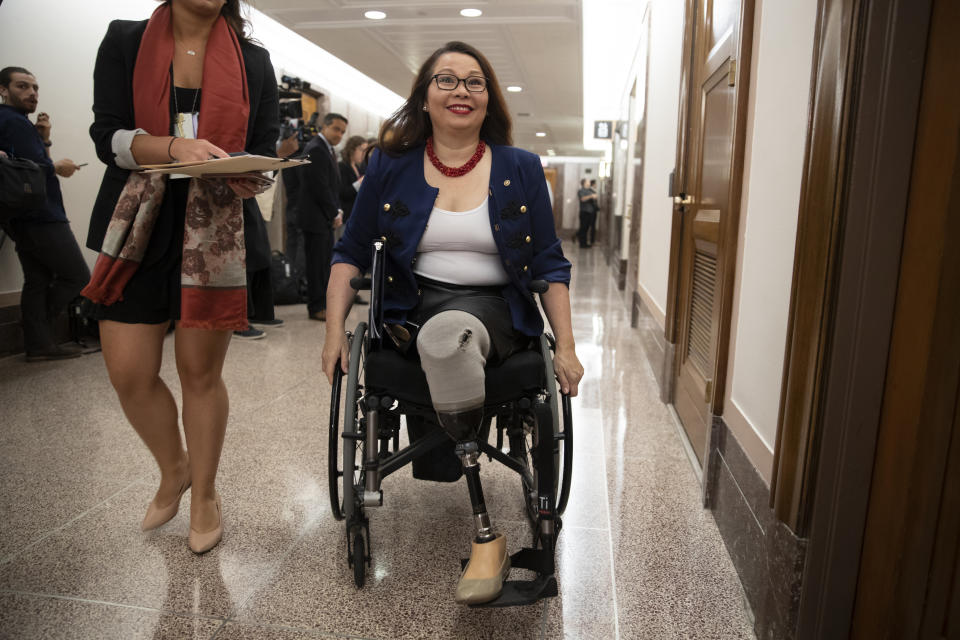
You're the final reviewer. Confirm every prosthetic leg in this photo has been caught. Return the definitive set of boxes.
[419,313,511,604]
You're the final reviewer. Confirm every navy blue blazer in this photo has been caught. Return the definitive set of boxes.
[332,143,571,337]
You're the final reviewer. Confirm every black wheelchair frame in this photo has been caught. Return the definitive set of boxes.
[327,239,574,607]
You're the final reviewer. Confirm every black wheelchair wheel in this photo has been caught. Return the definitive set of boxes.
[518,334,573,523]
[339,322,368,525]
[352,531,366,588]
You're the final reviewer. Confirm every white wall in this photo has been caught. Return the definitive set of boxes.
[723,0,818,476]
[0,0,158,295]
[0,0,398,297]
[636,0,685,322]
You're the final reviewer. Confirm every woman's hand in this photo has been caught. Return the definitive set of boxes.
[225,176,266,199]
[322,331,350,384]
[170,137,228,163]
[552,345,584,397]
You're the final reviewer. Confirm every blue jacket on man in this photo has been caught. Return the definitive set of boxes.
[0,104,67,224]
[332,143,571,336]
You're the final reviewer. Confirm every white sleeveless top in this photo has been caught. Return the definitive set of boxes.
[414,198,510,286]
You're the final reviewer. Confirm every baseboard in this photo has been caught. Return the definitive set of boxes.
[706,418,807,640]
[614,258,626,290]
[633,291,672,396]
[660,340,675,404]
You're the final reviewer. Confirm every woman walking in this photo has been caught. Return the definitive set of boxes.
[83,0,279,553]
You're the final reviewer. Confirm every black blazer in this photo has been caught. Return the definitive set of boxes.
[297,135,340,233]
[338,160,363,221]
[87,18,280,269]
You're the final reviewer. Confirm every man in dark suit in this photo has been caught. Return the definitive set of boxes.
[299,112,347,321]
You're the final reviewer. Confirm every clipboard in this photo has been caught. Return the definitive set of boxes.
[141,154,310,177]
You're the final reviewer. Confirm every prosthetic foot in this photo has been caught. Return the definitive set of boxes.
[456,533,510,604]
[454,440,510,604]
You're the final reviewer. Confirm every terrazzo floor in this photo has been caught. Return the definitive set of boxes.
[0,244,755,639]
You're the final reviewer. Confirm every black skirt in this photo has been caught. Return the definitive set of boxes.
[94,179,189,325]
[404,275,529,364]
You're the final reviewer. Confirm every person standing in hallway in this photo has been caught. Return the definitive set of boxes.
[234,131,301,339]
[299,112,347,321]
[588,178,599,246]
[0,67,90,362]
[338,134,369,305]
[338,135,367,225]
[82,0,279,554]
[577,178,597,248]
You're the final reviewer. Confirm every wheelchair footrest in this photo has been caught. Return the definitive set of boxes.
[461,546,558,608]
[468,574,558,608]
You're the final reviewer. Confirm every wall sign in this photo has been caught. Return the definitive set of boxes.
[594,120,613,139]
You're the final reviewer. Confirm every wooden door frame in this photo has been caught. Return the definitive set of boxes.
[664,0,755,441]
[627,11,652,319]
[763,0,937,635]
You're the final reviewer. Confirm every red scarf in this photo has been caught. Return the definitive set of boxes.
[82,3,251,330]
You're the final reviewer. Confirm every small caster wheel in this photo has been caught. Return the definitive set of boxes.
[353,531,366,588]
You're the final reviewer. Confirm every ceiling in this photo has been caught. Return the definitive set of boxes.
[253,0,595,156]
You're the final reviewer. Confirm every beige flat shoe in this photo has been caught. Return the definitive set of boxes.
[188,493,223,554]
[141,472,191,532]
[455,533,511,604]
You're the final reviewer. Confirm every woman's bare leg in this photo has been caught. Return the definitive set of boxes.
[174,326,232,533]
[100,320,189,506]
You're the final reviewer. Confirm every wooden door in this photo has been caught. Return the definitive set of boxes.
[672,0,749,464]
[850,0,960,634]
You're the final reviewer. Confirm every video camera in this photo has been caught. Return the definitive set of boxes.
[278,75,318,143]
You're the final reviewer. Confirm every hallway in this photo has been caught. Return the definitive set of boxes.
[0,244,754,639]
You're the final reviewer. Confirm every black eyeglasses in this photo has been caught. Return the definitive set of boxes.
[430,74,488,93]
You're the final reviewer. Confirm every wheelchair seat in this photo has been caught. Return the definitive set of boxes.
[365,348,547,407]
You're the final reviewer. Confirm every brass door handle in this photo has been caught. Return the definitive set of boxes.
[673,194,695,206]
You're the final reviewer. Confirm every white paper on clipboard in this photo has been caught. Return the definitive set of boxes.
[141,155,310,177]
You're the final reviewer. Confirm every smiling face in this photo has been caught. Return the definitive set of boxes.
[0,72,39,114]
[425,52,488,139]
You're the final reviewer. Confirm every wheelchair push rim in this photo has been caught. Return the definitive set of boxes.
[328,322,368,524]
[516,334,573,524]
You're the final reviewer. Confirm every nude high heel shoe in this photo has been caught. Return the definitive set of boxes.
[455,533,510,604]
[141,472,191,532]
[188,493,223,554]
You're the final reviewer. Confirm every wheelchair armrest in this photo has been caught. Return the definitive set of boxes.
[350,276,371,291]
[528,280,549,294]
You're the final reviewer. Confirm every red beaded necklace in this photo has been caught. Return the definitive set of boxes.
[426,137,486,177]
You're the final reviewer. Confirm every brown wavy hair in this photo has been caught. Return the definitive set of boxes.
[378,41,512,156]
[340,135,367,164]
[161,1,253,43]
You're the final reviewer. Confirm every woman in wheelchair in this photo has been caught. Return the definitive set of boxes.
[321,41,583,604]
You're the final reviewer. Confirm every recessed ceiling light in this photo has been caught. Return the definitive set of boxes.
[460,8,483,18]
[536,132,546,137]
[364,10,386,20]
[506,86,522,93]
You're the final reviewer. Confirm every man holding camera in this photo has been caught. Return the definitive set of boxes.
[0,66,89,361]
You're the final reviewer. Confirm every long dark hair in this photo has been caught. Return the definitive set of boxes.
[341,135,367,164]
[378,41,512,156]
[163,0,252,43]
[221,0,252,43]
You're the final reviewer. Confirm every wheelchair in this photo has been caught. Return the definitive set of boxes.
[327,238,574,607]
